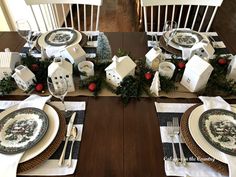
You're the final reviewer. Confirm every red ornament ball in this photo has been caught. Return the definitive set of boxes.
[35,83,44,92]
[144,72,152,80]
[31,64,39,72]
[177,61,185,69]
[88,82,96,92]
[218,58,227,65]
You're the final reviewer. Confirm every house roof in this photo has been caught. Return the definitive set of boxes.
[48,58,73,76]
[105,55,136,78]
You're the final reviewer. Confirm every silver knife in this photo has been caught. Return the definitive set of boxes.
[58,112,76,166]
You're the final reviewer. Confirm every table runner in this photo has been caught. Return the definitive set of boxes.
[155,102,228,177]
[0,100,86,176]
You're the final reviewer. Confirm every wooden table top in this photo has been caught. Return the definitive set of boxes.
[0,32,235,177]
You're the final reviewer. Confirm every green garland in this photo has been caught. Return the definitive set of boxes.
[0,76,17,95]
[199,55,236,96]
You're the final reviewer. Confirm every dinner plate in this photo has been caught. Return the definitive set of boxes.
[189,105,236,163]
[199,109,236,156]
[0,104,60,163]
[0,108,48,154]
[37,28,82,48]
[164,29,208,50]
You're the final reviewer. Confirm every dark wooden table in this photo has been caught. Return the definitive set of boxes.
[0,32,235,177]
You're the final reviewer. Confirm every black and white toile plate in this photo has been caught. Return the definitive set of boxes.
[171,30,203,48]
[199,109,236,156]
[44,28,78,46]
[0,107,49,154]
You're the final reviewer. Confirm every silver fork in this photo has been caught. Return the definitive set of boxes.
[167,121,179,166]
[173,117,187,166]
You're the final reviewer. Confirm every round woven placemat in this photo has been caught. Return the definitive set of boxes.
[17,104,66,173]
[159,36,182,56]
[180,104,228,176]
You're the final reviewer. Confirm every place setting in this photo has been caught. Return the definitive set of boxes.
[155,96,236,177]
[147,20,229,61]
[0,94,86,176]
[16,19,100,60]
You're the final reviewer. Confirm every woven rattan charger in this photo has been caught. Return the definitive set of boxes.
[17,104,66,173]
[180,104,228,176]
[159,36,182,56]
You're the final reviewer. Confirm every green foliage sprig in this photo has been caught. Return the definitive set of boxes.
[21,54,52,84]
[199,55,236,96]
[0,76,17,95]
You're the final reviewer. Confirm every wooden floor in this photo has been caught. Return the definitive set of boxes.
[98,0,236,53]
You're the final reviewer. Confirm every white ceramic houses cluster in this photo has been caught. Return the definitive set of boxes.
[105,55,136,87]
[12,65,36,91]
[48,57,75,92]
[190,39,215,61]
[227,55,236,81]
[145,47,165,71]
[0,50,21,80]
[181,55,213,92]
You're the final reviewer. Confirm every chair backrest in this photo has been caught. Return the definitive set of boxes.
[141,0,223,32]
[24,0,103,32]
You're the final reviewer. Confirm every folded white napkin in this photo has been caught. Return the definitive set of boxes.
[199,96,231,111]
[0,94,51,177]
[199,96,236,177]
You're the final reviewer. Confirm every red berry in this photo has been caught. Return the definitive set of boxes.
[218,58,227,65]
[31,64,39,72]
[88,82,96,92]
[177,61,185,69]
[35,83,44,92]
[144,72,152,80]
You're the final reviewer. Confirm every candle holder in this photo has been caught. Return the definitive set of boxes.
[78,61,94,80]
[159,61,176,79]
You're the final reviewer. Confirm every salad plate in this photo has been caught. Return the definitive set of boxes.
[189,105,236,163]
[0,104,60,163]
[44,28,77,46]
[199,109,236,156]
[0,108,48,154]
[163,29,208,50]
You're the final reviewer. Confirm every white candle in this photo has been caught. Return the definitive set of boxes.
[78,61,94,80]
[159,61,176,79]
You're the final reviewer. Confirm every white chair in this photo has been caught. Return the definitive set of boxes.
[140,0,224,32]
[24,0,103,32]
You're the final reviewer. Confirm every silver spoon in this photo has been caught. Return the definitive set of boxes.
[67,126,78,167]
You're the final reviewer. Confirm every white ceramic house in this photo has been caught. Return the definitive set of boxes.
[227,55,236,81]
[180,55,214,92]
[59,43,86,65]
[48,57,75,92]
[0,52,21,80]
[105,55,136,87]
[145,47,165,71]
[12,65,36,91]
[190,39,215,60]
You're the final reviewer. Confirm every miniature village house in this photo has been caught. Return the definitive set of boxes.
[59,43,86,65]
[0,51,20,80]
[145,47,165,71]
[12,65,36,91]
[227,55,236,81]
[48,57,75,92]
[190,39,215,60]
[105,55,136,87]
[181,55,213,92]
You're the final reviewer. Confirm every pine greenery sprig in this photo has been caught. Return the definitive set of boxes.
[0,76,17,95]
